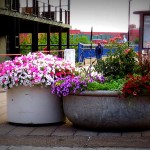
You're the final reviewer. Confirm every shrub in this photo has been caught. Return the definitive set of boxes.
[94,41,138,79]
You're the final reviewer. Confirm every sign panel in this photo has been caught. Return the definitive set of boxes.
[64,49,75,67]
[143,15,150,48]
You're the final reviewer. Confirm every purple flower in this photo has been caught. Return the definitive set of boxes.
[51,73,106,97]
[51,75,87,97]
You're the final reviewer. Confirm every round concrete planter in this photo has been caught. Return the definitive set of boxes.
[63,91,150,130]
[7,86,65,124]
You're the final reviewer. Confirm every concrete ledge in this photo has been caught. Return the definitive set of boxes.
[63,92,150,130]
[0,88,6,93]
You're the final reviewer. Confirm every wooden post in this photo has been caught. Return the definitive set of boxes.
[32,22,38,52]
[58,28,62,57]
[68,0,70,24]
[55,7,57,21]
[9,18,20,59]
[48,4,51,19]
[65,10,67,24]
[36,0,39,17]
[60,8,62,23]
[47,25,51,51]
[33,0,38,16]
[59,0,62,22]
[67,28,70,49]
[139,14,144,54]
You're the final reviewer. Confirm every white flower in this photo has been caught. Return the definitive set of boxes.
[0,52,75,89]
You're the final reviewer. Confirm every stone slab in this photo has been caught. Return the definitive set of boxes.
[29,126,59,136]
[52,124,76,136]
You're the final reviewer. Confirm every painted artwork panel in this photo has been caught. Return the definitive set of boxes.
[143,15,150,48]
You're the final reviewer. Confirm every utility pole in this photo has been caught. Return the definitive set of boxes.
[68,0,70,24]
[128,0,132,45]
[90,27,93,66]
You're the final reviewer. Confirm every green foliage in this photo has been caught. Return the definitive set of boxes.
[94,41,138,79]
[49,33,90,50]
[70,35,90,61]
[75,62,84,67]
[87,82,102,91]
[70,35,90,44]
[21,48,31,55]
[87,78,125,91]
[133,38,139,44]
[133,53,150,76]
[38,33,47,45]
[50,33,59,50]
[19,33,90,59]
[20,33,32,55]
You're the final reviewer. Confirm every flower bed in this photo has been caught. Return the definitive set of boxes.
[51,41,150,130]
[0,52,75,89]
[0,52,75,124]
[52,41,150,99]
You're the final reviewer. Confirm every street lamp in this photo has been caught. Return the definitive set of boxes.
[90,27,93,66]
[128,0,132,45]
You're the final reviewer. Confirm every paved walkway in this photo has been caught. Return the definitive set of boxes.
[1,90,150,150]
[1,146,150,150]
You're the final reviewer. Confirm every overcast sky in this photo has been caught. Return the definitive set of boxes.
[70,0,150,32]
[20,0,150,32]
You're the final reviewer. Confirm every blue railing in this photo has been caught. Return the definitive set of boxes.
[78,43,139,62]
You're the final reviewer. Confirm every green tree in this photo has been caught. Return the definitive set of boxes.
[20,33,32,55]
[20,33,91,58]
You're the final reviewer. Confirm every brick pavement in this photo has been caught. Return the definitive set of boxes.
[1,146,150,150]
[1,91,150,149]
[0,90,7,124]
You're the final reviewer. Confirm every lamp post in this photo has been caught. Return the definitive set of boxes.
[128,0,132,45]
[90,27,93,66]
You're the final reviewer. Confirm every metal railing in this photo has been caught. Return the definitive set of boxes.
[3,0,70,24]
[0,53,22,63]
[19,44,78,56]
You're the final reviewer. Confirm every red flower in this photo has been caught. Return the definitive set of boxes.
[124,49,131,54]
[122,75,150,98]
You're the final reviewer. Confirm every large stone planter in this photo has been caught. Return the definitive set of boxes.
[7,86,65,124]
[63,91,150,130]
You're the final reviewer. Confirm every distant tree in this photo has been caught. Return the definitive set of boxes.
[20,33,90,56]
[19,33,32,55]
[133,38,139,44]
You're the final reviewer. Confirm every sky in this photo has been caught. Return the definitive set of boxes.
[20,0,150,32]
[70,0,150,32]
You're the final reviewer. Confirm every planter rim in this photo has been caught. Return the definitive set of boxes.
[69,90,150,97]
[70,90,121,97]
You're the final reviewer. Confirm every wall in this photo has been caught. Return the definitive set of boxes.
[0,36,7,62]
[0,0,5,8]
